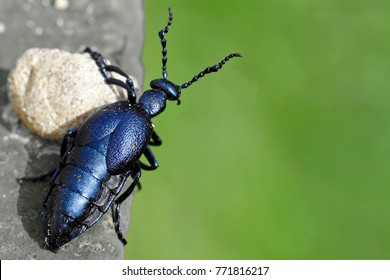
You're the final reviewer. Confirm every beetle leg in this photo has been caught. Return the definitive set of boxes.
[84,47,110,77]
[105,78,136,104]
[19,167,58,183]
[149,130,162,146]
[84,47,136,104]
[112,167,141,245]
[19,130,77,183]
[60,129,77,157]
[104,65,136,103]
[136,181,142,191]
[139,146,159,170]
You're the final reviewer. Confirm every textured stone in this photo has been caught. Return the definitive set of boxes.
[0,0,144,260]
[0,0,144,80]
[8,48,139,141]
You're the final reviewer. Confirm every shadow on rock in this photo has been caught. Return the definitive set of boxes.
[0,66,61,251]
[0,68,12,130]
[16,141,61,250]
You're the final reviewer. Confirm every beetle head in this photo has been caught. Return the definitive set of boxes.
[150,79,181,102]
[139,79,181,118]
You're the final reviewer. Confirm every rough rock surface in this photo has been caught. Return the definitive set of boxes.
[8,48,139,140]
[0,0,144,260]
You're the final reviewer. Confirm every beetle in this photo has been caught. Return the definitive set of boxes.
[21,8,241,252]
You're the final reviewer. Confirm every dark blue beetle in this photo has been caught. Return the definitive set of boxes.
[22,8,241,252]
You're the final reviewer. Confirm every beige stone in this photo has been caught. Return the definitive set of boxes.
[8,48,138,141]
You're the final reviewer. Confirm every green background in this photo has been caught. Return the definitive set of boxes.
[126,0,390,259]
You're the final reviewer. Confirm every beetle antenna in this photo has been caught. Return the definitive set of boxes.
[159,7,173,79]
[180,53,242,89]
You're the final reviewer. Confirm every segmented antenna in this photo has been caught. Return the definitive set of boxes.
[180,53,242,89]
[159,8,173,79]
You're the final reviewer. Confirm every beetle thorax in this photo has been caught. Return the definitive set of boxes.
[139,89,166,117]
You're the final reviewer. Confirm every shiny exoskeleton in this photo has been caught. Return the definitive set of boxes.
[21,8,241,252]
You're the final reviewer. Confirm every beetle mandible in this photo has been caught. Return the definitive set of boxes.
[21,8,241,252]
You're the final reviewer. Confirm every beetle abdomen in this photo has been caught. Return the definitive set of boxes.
[42,137,124,251]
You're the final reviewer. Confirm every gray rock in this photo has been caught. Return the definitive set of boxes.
[0,0,144,259]
[0,0,144,81]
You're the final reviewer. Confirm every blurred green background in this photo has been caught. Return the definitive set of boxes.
[126,0,390,259]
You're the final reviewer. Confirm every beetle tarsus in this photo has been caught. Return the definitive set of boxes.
[148,130,162,146]
[112,169,141,244]
[84,47,137,103]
